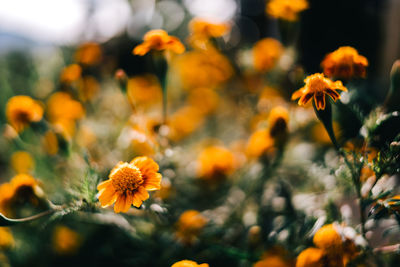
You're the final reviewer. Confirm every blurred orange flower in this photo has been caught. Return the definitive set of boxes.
[171,260,209,267]
[246,129,274,158]
[291,73,347,110]
[53,225,82,255]
[11,151,34,174]
[266,0,309,21]
[42,130,59,155]
[188,18,230,49]
[6,95,44,133]
[97,156,162,213]
[168,106,204,141]
[173,50,233,89]
[296,247,324,267]
[0,228,14,249]
[127,74,162,109]
[197,146,235,179]
[321,46,368,79]
[268,106,289,139]
[133,29,185,56]
[175,210,207,245]
[75,42,102,66]
[187,88,219,115]
[253,38,283,72]
[60,64,82,84]
[78,76,100,102]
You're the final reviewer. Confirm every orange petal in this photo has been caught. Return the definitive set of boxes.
[114,194,128,213]
[98,186,117,207]
[137,186,150,201]
[143,173,162,191]
[325,89,340,101]
[298,92,314,106]
[97,179,112,191]
[291,87,305,100]
[132,194,143,208]
[314,94,326,110]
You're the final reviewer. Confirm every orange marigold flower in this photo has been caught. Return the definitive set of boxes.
[296,247,324,267]
[168,106,205,141]
[74,42,102,66]
[133,29,185,56]
[6,95,44,133]
[291,73,347,110]
[313,224,343,254]
[53,225,82,255]
[189,18,230,38]
[246,129,274,158]
[321,46,368,79]
[78,76,100,102]
[253,38,283,72]
[187,88,219,115]
[0,227,14,249]
[11,151,34,174]
[171,260,209,267]
[127,74,162,109]
[254,255,292,267]
[266,0,309,21]
[97,156,162,213]
[176,210,208,245]
[60,64,82,84]
[197,146,235,179]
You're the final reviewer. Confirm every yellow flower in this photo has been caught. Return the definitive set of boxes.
[188,18,230,49]
[11,151,34,174]
[171,260,209,267]
[97,156,162,213]
[74,42,102,66]
[175,210,208,245]
[197,146,235,179]
[321,46,368,79]
[47,92,85,139]
[60,64,82,84]
[173,50,233,90]
[266,0,309,21]
[53,225,81,255]
[254,255,292,267]
[313,224,343,254]
[253,38,283,72]
[296,247,324,267]
[127,74,162,109]
[291,73,347,110]
[133,29,185,56]
[268,106,289,139]
[246,129,274,158]
[0,174,43,218]
[187,88,219,115]
[0,228,14,249]
[78,76,100,102]
[42,130,59,155]
[6,95,44,133]
[168,106,205,141]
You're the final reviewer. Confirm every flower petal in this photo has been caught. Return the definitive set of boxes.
[98,186,117,207]
[314,94,326,110]
[97,179,112,191]
[298,92,314,106]
[143,173,162,191]
[114,194,128,213]
[137,186,150,201]
[325,89,340,101]
[291,87,305,100]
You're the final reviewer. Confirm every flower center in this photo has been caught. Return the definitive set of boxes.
[308,78,328,92]
[111,165,144,193]
[15,110,31,123]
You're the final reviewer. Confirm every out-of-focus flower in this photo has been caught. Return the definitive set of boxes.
[254,248,293,267]
[97,156,162,213]
[175,210,208,245]
[0,174,43,218]
[168,106,204,141]
[296,247,324,267]
[257,87,285,112]
[171,260,209,267]
[291,73,347,110]
[6,95,44,133]
[296,223,360,267]
[246,129,274,159]
[11,151,34,174]
[154,178,172,200]
[187,88,219,115]
[268,106,289,139]
[53,225,82,255]
[266,0,309,21]
[0,228,14,249]
[76,125,97,149]
[74,42,102,66]
[133,29,185,56]
[321,46,368,79]
[60,64,82,84]
[173,50,233,90]
[42,130,59,155]
[253,38,283,72]
[197,146,235,180]
[47,92,85,140]
[127,74,162,109]
[188,18,230,49]
[78,76,100,102]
